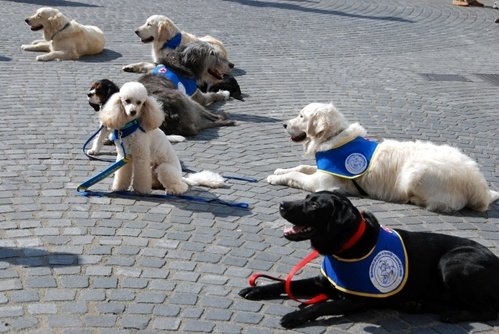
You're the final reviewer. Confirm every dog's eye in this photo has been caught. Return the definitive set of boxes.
[137,101,142,105]
[125,99,131,104]
[299,115,304,118]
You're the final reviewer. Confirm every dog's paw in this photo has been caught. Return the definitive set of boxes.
[217,90,230,100]
[122,65,137,73]
[280,310,308,329]
[166,135,186,143]
[21,44,30,50]
[273,168,289,175]
[86,149,98,156]
[238,287,265,300]
[267,175,283,185]
[166,182,189,195]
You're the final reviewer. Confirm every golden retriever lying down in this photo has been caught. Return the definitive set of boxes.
[268,102,499,212]
[22,7,105,61]
[123,15,232,78]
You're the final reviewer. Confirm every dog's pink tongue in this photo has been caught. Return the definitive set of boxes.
[283,225,304,235]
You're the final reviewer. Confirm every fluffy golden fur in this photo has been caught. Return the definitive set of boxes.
[267,102,499,212]
[21,7,104,61]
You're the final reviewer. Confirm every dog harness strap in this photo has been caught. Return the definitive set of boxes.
[285,250,329,305]
[337,217,367,254]
[152,64,197,96]
[161,32,182,49]
[321,226,408,298]
[110,119,145,141]
[316,137,379,179]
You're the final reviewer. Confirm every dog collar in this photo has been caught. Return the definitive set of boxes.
[51,21,71,40]
[316,137,379,179]
[110,119,145,141]
[322,226,408,298]
[161,32,182,49]
[337,217,367,254]
[152,64,197,96]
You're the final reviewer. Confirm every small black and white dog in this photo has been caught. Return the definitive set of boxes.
[239,191,499,328]
[86,79,119,155]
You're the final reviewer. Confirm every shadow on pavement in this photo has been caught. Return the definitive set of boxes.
[223,0,414,23]
[0,247,80,267]
[5,0,100,6]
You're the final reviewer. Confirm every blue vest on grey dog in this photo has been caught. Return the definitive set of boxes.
[152,64,197,96]
[315,137,379,179]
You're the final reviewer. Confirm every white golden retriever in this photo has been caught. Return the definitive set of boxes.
[123,15,232,76]
[100,82,224,194]
[268,103,499,212]
[22,7,105,61]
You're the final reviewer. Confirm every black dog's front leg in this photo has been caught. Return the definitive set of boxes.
[280,299,369,329]
[239,277,325,301]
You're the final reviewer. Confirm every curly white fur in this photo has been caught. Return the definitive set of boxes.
[99,82,224,194]
[268,102,499,212]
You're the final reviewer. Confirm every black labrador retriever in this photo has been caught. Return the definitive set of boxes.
[239,191,499,328]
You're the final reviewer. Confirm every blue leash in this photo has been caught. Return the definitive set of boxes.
[82,127,258,183]
[77,190,250,209]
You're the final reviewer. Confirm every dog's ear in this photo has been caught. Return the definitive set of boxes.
[139,96,165,131]
[158,19,176,43]
[99,93,128,130]
[329,191,361,225]
[47,12,66,34]
[307,110,331,139]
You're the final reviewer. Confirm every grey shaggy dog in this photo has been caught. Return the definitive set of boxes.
[136,41,232,107]
[138,74,235,136]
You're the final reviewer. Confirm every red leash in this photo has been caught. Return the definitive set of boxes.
[248,250,328,305]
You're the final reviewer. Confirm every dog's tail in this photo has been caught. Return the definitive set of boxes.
[183,170,226,188]
[490,190,499,204]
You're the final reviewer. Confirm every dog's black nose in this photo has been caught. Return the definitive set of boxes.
[134,30,140,36]
[229,62,234,69]
[283,123,287,129]
[87,92,93,97]
[25,18,30,23]
[130,110,136,116]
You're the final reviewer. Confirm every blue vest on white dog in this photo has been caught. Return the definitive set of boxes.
[152,64,197,96]
[315,137,379,179]
[321,226,408,298]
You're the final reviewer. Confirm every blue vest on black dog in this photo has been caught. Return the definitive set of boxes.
[316,137,379,179]
[152,64,197,96]
[321,226,408,298]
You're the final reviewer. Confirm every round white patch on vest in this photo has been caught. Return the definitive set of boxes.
[369,250,404,293]
[177,82,187,95]
[345,153,368,175]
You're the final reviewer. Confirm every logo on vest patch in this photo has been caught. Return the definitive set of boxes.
[369,250,404,293]
[345,153,368,175]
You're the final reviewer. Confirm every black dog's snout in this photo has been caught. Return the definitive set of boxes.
[283,123,287,129]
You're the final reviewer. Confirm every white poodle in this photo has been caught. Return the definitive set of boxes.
[22,7,105,61]
[99,82,224,194]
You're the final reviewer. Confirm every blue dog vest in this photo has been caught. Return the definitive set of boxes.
[316,137,379,179]
[321,226,408,298]
[152,64,197,96]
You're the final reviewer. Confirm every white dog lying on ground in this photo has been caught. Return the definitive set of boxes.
[99,82,225,194]
[22,7,105,61]
[267,102,499,212]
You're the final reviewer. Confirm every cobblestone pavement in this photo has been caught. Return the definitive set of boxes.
[0,0,498,333]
